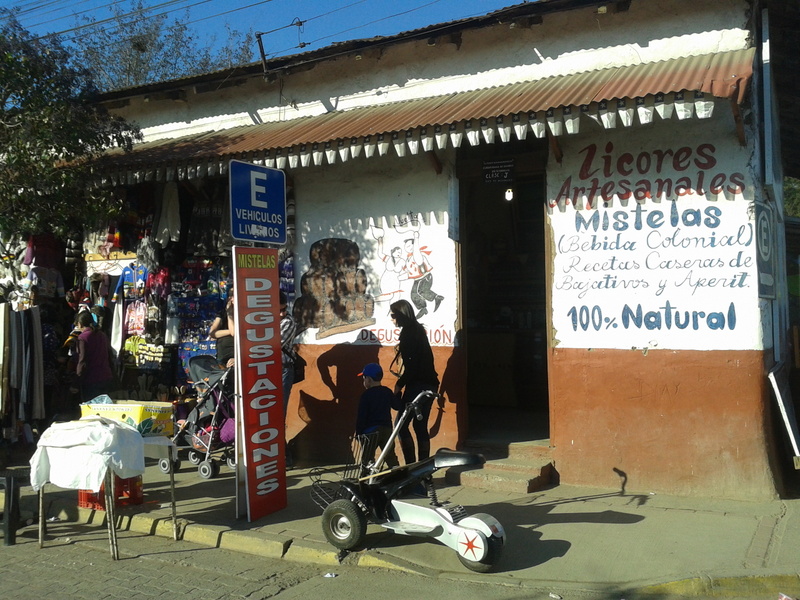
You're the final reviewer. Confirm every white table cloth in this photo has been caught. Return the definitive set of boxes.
[30,417,145,493]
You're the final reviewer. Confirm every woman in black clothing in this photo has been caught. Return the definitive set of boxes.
[209,292,235,368]
[389,299,439,464]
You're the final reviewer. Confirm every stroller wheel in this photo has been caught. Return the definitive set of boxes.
[188,450,202,465]
[158,458,181,474]
[226,454,236,470]
[198,459,219,479]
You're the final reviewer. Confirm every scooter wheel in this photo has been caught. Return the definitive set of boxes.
[198,459,219,480]
[457,533,503,573]
[321,499,367,550]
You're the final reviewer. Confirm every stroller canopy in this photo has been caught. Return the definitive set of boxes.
[188,355,228,388]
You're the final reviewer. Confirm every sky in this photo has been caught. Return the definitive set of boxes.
[0,0,524,62]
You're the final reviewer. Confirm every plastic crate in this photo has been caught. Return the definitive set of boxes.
[77,475,144,510]
[80,401,174,437]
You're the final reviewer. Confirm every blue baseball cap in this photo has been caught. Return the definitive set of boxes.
[358,363,383,380]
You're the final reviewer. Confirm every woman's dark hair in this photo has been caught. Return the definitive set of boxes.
[77,311,95,329]
[389,299,418,330]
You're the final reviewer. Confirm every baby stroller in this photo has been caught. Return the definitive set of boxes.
[159,354,236,479]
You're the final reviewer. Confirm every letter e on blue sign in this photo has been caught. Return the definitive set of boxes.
[229,160,287,244]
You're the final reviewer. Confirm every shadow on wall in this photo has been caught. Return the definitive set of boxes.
[290,341,380,464]
[288,329,464,463]
[437,329,465,441]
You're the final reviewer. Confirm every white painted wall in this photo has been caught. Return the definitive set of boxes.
[548,115,762,351]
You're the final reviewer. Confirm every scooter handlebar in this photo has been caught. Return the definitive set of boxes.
[411,390,440,420]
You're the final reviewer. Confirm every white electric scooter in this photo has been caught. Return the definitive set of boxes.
[312,390,506,572]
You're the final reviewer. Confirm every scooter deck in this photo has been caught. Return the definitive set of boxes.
[381,521,439,535]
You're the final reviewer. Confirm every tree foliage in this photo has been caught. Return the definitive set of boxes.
[0,11,141,239]
[71,0,254,92]
[785,177,800,218]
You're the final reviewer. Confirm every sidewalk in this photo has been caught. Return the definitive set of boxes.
[9,458,800,599]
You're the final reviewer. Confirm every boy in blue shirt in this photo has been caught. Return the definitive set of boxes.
[355,363,399,469]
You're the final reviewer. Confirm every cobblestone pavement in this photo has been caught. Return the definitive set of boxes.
[2,524,320,600]
[2,522,555,600]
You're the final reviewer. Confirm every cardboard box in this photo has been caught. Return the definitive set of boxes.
[81,401,174,437]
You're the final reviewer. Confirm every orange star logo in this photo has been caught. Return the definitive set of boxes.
[460,533,482,559]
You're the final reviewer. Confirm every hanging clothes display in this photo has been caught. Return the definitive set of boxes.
[23,232,62,270]
[154,181,181,248]
[26,266,65,299]
[112,262,149,303]
[0,303,8,417]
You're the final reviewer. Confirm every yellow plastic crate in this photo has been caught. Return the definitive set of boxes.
[81,401,174,437]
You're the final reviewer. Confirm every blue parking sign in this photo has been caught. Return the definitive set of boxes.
[229,160,287,244]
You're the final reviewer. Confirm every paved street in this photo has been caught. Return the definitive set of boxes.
[7,460,800,600]
[2,522,600,600]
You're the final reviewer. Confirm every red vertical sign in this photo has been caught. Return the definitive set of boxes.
[233,246,287,521]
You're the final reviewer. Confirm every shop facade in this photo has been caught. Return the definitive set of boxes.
[83,0,797,500]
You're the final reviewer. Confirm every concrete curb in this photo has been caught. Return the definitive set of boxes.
[637,575,800,599]
[219,529,292,559]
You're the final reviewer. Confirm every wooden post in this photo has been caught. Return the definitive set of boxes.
[104,471,119,560]
[169,457,178,541]
[37,486,44,549]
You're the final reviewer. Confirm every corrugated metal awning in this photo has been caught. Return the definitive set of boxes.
[99,47,754,183]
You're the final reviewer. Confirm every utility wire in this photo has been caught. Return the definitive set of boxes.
[29,0,195,38]
[11,0,127,28]
[4,0,491,64]
[265,0,446,58]
[310,0,445,45]
[183,0,276,27]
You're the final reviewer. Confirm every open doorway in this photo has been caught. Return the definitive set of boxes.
[459,147,549,445]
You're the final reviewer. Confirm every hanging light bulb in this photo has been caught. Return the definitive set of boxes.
[505,188,514,202]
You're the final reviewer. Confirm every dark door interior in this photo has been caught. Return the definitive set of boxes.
[460,164,549,443]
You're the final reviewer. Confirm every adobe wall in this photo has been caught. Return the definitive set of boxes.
[548,347,779,500]
[544,97,782,500]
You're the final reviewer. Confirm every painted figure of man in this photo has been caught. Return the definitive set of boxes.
[403,229,444,319]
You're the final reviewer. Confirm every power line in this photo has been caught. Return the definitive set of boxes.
[29,0,196,38]
[18,0,128,29]
[265,0,447,58]
[4,0,275,47]
[184,0,276,27]
[4,0,499,66]
[310,0,445,45]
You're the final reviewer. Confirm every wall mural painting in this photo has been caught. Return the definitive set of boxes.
[293,238,376,340]
[294,212,451,344]
[370,213,445,318]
